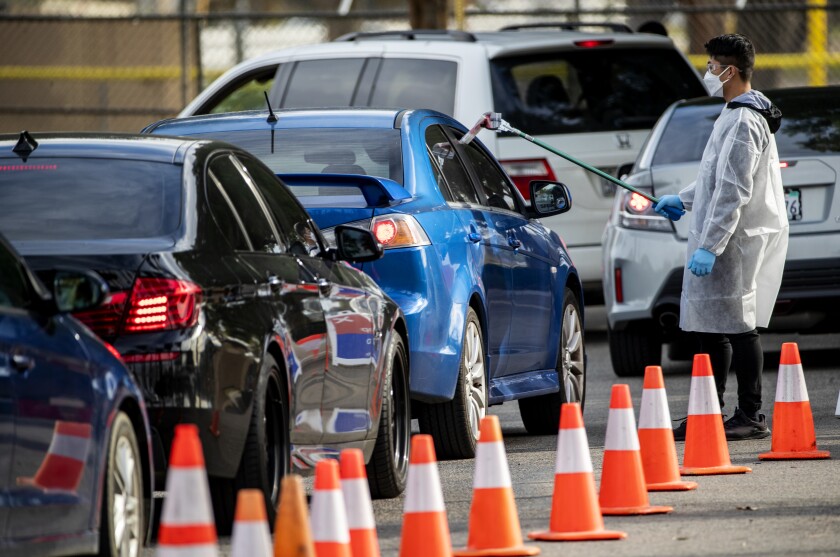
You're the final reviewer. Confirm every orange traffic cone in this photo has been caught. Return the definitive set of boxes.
[231,489,273,557]
[399,434,452,557]
[759,343,830,460]
[17,421,91,493]
[157,424,218,557]
[311,460,352,557]
[528,403,626,541]
[681,354,751,475]
[599,384,672,515]
[339,449,381,557]
[455,415,540,556]
[638,366,698,491]
[273,475,316,557]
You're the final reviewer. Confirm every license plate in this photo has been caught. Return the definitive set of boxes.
[785,188,802,221]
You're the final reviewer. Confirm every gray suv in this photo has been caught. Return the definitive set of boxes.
[179,26,707,302]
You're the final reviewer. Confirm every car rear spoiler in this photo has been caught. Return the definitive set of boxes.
[278,173,412,208]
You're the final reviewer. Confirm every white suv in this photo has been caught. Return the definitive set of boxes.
[180,26,706,302]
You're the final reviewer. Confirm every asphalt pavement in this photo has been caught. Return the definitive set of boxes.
[143,321,840,557]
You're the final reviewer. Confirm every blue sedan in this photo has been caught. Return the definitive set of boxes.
[144,108,585,458]
[0,233,153,557]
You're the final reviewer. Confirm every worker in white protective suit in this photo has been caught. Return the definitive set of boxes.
[655,34,789,441]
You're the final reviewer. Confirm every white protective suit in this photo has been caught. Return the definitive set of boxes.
[678,91,789,334]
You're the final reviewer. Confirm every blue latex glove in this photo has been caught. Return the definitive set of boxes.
[687,248,716,277]
[654,195,685,221]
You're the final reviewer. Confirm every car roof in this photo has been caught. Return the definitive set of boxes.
[0,133,203,163]
[147,107,426,135]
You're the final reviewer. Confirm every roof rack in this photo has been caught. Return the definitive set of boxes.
[500,22,633,33]
[335,29,477,42]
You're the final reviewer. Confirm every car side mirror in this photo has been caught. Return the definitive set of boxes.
[334,225,383,263]
[53,270,109,313]
[529,181,572,217]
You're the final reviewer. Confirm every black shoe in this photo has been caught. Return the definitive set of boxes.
[672,417,687,441]
[724,407,770,440]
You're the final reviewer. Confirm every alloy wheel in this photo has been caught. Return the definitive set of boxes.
[112,435,141,557]
[561,302,585,403]
[464,319,487,440]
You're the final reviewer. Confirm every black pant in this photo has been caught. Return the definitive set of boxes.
[695,329,763,417]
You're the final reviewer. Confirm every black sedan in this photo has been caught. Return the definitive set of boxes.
[0,133,410,532]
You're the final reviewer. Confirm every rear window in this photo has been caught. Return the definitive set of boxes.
[0,158,182,241]
[369,59,457,115]
[491,47,705,134]
[181,128,404,184]
[652,103,721,166]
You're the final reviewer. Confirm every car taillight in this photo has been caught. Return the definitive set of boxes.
[370,214,430,249]
[574,39,614,48]
[500,158,556,199]
[614,267,624,304]
[73,291,128,339]
[617,189,672,232]
[124,277,201,333]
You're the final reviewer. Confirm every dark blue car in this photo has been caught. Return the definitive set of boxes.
[144,108,586,458]
[0,233,153,557]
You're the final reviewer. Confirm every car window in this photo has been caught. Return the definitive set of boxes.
[208,68,277,114]
[281,59,366,108]
[208,154,281,253]
[0,158,182,242]
[490,48,706,134]
[236,155,322,257]
[652,103,721,166]
[205,175,252,251]
[0,240,34,310]
[454,129,518,211]
[774,93,840,156]
[424,125,479,204]
[369,59,457,115]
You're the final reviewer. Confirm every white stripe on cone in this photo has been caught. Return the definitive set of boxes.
[311,489,350,543]
[688,376,721,416]
[836,390,840,417]
[161,468,215,525]
[776,364,809,403]
[342,477,376,530]
[49,432,90,461]
[157,546,218,557]
[604,408,640,451]
[473,441,512,489]
[231,521,272,557]
[638,388,672,430]
[555,427,593,474]
[404,463,445,513]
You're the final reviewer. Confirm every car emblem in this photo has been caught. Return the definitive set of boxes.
[615,133,631,150]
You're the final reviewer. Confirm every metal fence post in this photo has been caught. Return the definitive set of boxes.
[808,0,828,86]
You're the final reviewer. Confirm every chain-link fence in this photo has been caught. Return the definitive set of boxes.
[2,1,839,133]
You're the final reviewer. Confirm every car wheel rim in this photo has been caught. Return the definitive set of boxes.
[390,347,409,476]
[265,375,286,506]
[113,436,140,557]
[464,320,486,441]
[561,303,585,403]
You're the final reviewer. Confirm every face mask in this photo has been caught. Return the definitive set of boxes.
[703,67,733,97]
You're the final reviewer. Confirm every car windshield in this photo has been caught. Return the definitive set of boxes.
[0,158,182,241]
[653,92,840,166]
[180,128,404,184]
[491,48,706,134]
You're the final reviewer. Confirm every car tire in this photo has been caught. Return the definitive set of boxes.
[419,307,486,460]
[366,332,410,499]
[519,288,585,434]
[608,322,662,377]
[99,411,144,557]
[211,353,290,534]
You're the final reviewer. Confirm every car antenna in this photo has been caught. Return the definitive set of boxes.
[264,91,277,153]
[13,130,38,162]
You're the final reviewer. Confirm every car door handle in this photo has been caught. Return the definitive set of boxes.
[11,353,34,373]
[508,236,522,249]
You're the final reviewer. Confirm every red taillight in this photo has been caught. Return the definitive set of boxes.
[500,158,556,199]
[74,291,128,339]
[614,267,624,304]
[122,352,180,363]
[574,39,614,48]
[627,192,652,213]
[124,278,201,333]
[373,219,398,245]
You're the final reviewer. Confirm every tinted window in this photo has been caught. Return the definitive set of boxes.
[491,48,706,134]
[282,59,366,108]
[0,241,34,310]
[206,177,252,251]
[209,155,280,253]
[370,59,457,115]
[209,68,277,114]
[652,104,721,166]
[424,125,479,204]
[457,132,518,211]
[184,128,403,184]
[0,158,181,241]
[237,156,322,257]
[774,93,840,156]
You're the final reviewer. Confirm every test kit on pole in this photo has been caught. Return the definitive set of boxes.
[459,112,685,220]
